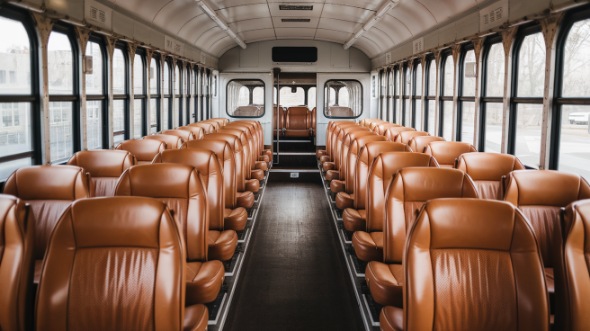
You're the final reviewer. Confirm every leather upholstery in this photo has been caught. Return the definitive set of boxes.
[67,150,135,197]
[504,170,590,302]
[285,106,311,137]
[384,127,415,142]
[177,125,205,140]
[189,122,216,134]
[116,138,166,164]
[145,134,183,150]
[352,153,439,262]
[115,163,227,302]
[396,130,429,144]
[218,128,254,181]
[397,198,549,331]
[374,122,401,136]
[35,196,208,331]
[456,152,525,200]
[408,135,445,154]
[365,167,478,306]
[330,128,374,197]
[4,165,90,283]
[162,129,196,142]
[558,199,590,331]
[0,195,34,331]
[424,141,477,167]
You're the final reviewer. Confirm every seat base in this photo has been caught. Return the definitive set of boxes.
[224,207,248,232]
[208,229,238,261]
[352,230,382,262]
[343,208,366,233]
[335,192,354,210]
[186,260,225,304]
[365,261,404,307]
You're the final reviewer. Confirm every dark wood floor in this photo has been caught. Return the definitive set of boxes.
[224,174,364,331]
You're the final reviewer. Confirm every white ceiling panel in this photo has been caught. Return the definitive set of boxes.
[325,0,383,11]
[268,3,324,17]
[217,4,270,23]
[214,0,267,10]
[229,18,274,33]
[151,2,202,34]
[387,5,435,36]
[314,29,351,44]
[317,18,360,34]
[377,15,412,43]
[272,17,320,28]
[363,28,396,52]
[275,28,316,39]
[322,4,373,23]
[241,29,277,42]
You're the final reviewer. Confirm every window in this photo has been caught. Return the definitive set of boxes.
[440,53,454,140]
[324,80,362,118]
[133,52,145,138]
[280,86,305,107]
[0,11,36,179]
[186,66,194,124]
[425,58,437,135]
[112,47,128,144]
[459,48,476,143]
[403,65,411,126]
[414,62,423,130]
[162,59,171,129]
[227,79,265,117]
[482,41,505,152]
[393,67,401,123]
[85,38,105,149]
[308,87,316,109]
[511,29,545,167]
[174,64,181,127]
[149,57,160,133]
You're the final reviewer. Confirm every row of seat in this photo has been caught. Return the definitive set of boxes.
[273,106,316,137]
[319,119,590,330]
[0,117,271,331]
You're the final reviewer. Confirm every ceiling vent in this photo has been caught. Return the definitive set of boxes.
[279,5,313,11]
[281,18,311,23]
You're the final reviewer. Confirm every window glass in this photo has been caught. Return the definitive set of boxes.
[163,62,170,95]
[514,103,542,167]
[150,98,158,134]
[486,43,504,97]
[162,100,170,130]
[443,55,454,96]
[113,100,125,140]
[280,86,305,107]
[462,50,476,97]
[427,59,436,96]
[308,87,316,109]
[442,100,453,140]
[0,101,31,154]
[86,100,102,149]
[133,99,143,138]
[49,102,72,162]
[0,17,30,95]
[174,65,180,94]
[427,100,436,135]
[0,157,32,181]
[112,49,126,95]
[85,41,103,95]
[134,54,144,94]
[461,102,475,143]
[415,99,422,130]
[517,33,545,97]
[415,63,422,96]
[559,105,590,179]
[150,58,158,94]
[227,80,265,117]
[485,103,503,153]
[562,19,590,97]
[48,32,73,95]
[324,80,362,118]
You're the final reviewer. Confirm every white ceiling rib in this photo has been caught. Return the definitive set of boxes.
[103,0,493,59]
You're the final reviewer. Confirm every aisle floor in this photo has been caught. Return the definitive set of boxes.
[224,175,364,331]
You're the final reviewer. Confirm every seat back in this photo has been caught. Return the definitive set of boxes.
[339,128,373,177]
[408,135,445,153]
[366,152,438,232]
[217,128,252,180]
[204,133,247,192]
[4,165,90,261]
[404,198,549,331]
[384,167,478,263]
[0,195,34,331]
[456,153,525,200]
[189,122,216,134]
[328,122,357,162]
[144,134,183,150]
[424,140,477,167]
[226,122,259,167]
[67,150,135,197]
[397,130,429,144]
[201,119,221,131]
[285,106,310,135]
[344,135,386,195]
[116,139,165,164]
[558,199,590,331]
[177,125,205,140]
[162,129,196,142]
[384,126,415,142]
[373,121,399,135]
[115,164,209,262]
[153,149,224,231]
[504,170,590,269]
[183,139,237,209]
[355,142,412,211]
[36,196,187,331]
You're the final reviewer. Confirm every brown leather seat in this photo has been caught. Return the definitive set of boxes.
[177,125,205,140]
[35,196,208,331]
[365,167,478,307]
[116,138,166,164]
[321,122,358,172]
[384,126,415,142]
[351,152,439,261]
[3,165,90,284]
[381,198,549,331]
[317,120,349,160]
[557,199,590,331]
[407,135,444,153]
[0,195,34,331]
[67,150,135,197]
[285,106,311,137]
[189,122,216,134]
[206,117,229,128]
[327,126,372,186]
[504,170,590,313]
[374,122,401,136]
[162,129,197,142]
[115,163,228,303]
[144,133,183,149]
[219,127,263,191]
[226,121,268,172]
[204,133,255,209]
[456,152,525,200]
[334,134,385,210]
[424,140,477,167]
[182,139,248,232]
[201,119,221,131]
[396,130,429,144]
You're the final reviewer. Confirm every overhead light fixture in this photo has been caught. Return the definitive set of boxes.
[281,18,311,23]
[279,5,313,11]
[344,0,399,50]
[196,0,246,49]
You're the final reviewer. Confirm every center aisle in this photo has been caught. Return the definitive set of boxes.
[224,174,364,331]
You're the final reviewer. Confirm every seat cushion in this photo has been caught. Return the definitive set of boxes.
[352,230,383,262]
[254,161,268,172]
[224,207,248,232]
[343,208,367,233]
[236,191,254,209]
[336,192,354,210]
[323,162,336,172]
[380,306,403,331]
[251,168,265,181]
[330,179,346,194]
[325,170,339,181]
[245,178,260,193]
[185,260,225,304]
[258,155,270,164]
[365,261,404,307]
[183,304,208,331]
[316,149,327,160]
[208,229,238,261]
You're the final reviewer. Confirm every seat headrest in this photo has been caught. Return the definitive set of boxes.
[391,167,478,201]
[177,126,205,140]
[67,150,135,177]
[115,163,204,199]
[424,141,477,165]
[505,170,590,207]
[153,149,219,176]
[359,142,413,167]
[456,153,524,181]
[188,122,215,134]
[384,126,415,141]
[408,136,445,153]
[183,139,233,163]
[144,134,183,149]
[161,129,193,142]
[4,165,90,200]
[398,131,429,144]
[204,133,243,152]
[116,139,166,161]
[287,107,310,115]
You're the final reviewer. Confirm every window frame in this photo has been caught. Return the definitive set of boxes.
[225,78,266,119]
[323,79,363,119]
